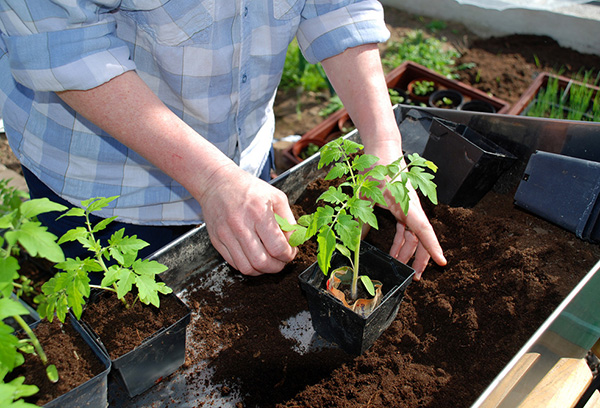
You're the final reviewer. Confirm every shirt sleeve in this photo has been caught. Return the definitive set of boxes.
[0,1,136,92]
[296,0,391,64]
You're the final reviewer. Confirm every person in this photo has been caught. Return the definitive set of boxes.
[0,0,446,280]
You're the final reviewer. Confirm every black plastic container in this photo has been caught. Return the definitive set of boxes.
[428,89,464,109]
[35,315,111,408]
[298,242,415,355]
[82,292,191,397]
[423,118,517,207]
[460,99,496,113]
[514,150,600,242]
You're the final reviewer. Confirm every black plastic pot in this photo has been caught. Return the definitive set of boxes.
[514,150,600,242]
[423,118,517,207]
[428,89,464,109]
[82,292,191,397]
[36,315,111,408]
[460,99,496,113]
[298,241,415,355]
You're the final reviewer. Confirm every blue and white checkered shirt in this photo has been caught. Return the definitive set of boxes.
[0,0,389,225]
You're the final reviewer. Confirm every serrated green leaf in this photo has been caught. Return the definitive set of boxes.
[367,165,388,180]
[58,207,85,219]
[274,213,295,232]
[91,216,118,233]
[58,227,88,244]
[82,196,119,213]
[0,298,29,320]
[19,198,67,219]
[0,323,21,372]
[0,257,20,297]
[348,198,378,229]
[116,268,136,300]
[387,181,410,215]
[352,154,379,172]
[334,213,360,251]
[135,274,162,307]
[324,162,348,180]
[318,186,348,205]
[289,225,308,247]
[341,139,363,156]
[132,259,168,276]
[406,169,438,205]
[8,222,64,263]
[316,228,336,276]
[1,375,40,404]
[100,265,120,288]
[0,212,15,229]
[358,179,386,207]
[313,206,334,231]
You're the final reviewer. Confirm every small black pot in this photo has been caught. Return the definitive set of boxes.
[298,241,415,355]
[428,89,464,109]
[38,314,111,408]
[460,99,496,113]
[82,291,191,397]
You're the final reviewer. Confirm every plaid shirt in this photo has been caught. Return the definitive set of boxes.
[0,0,389,225]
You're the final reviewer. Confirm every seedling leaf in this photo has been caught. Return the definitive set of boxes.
[360,275,375,297]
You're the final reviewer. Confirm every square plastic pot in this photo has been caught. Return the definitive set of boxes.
[423,117,517,207]
[36,314,111,408]
[81,292,191,397]
[514,150,600,242]
[298,241,415,355]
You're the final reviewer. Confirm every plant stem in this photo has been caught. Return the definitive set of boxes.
[350,221,362,301]
[83,211,130,308]
[14,314,48,365]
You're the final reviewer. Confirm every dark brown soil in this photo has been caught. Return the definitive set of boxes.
[81,292,188,360]
[179,175,600,407]
[9,318,105,406]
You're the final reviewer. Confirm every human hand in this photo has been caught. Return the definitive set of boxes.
[383,184,446,281]
[363,141,446,280]
[197,164,298,276]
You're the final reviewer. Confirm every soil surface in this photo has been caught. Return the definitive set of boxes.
[9,318,106,406]
[179,177,600,408]
[82,291,189,360]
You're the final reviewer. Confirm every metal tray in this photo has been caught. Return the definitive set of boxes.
[114,105,600,407]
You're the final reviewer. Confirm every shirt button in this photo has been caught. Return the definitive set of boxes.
[242,74,247,83]
[244,7,248,17]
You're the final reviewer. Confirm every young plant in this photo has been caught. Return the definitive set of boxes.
[36,196,172,324]
[388,88,406,105]
[382,30,460,79]
[276,138,437,306]
[412,80,435,96]
[0,182,67,388]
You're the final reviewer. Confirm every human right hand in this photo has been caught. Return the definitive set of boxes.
[197,163,298,276]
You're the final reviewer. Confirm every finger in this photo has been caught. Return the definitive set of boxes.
[262,199,298,263]
[410,242,431,281]
[390,222,407,258]
[397,228,419,264]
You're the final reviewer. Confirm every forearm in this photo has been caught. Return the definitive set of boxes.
[321,43,401,159]
[56,71,235,202]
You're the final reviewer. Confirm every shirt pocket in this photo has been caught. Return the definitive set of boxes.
[120,0,214,46]
[274,0,304,20]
